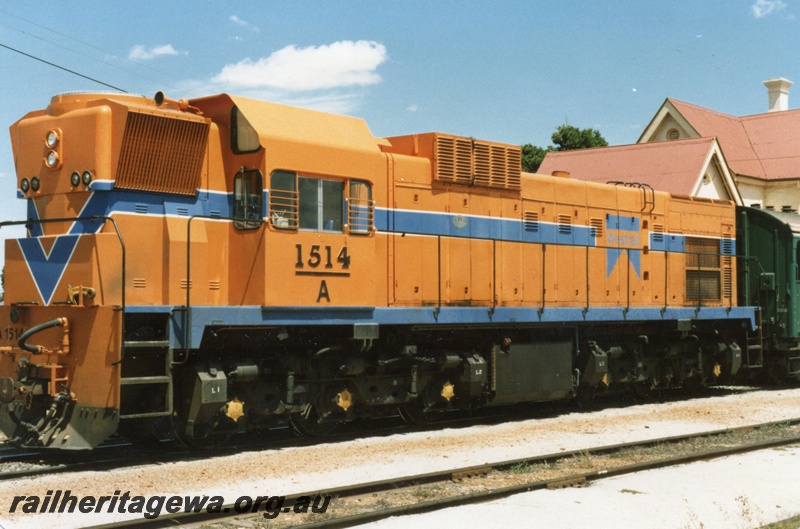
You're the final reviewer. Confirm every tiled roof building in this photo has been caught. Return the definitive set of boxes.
[538,78,800,210]
[537,137,741,203]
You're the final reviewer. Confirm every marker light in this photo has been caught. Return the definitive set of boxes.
[30,176,40,192]
[71,172,81,187]
[20,178,30,193]
[82,171,92,186]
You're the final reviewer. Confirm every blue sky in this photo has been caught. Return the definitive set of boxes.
[0,1,797,256]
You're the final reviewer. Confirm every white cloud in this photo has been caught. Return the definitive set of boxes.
[128,44,182,61]
[212,40,388,92]
[230,15,259,32]
[752,0,787,18]
[407,104,418,112]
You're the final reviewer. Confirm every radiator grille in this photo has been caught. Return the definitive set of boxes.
[686,270,721,301]
[116,111,209,196]
[435,135,521,190]
[685,236,722,301]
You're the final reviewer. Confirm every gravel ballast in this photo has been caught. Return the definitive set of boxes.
[0,386,798,528]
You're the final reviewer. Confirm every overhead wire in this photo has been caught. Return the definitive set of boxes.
[0,8,182,91]
[0,42,127,92]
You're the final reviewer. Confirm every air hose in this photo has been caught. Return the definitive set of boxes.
[17,317,69,355]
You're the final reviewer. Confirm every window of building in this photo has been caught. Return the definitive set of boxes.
[667,129,680,141]
[233,169,263,230]
[231,106,260,154]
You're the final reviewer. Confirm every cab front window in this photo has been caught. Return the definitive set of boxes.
[233,169,263,230]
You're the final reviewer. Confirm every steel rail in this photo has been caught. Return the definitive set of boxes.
[0,408,535,484]
[81,417,800,529]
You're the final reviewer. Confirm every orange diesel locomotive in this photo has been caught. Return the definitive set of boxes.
[0,92,754,449]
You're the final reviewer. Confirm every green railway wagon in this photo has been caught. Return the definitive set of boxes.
[736,205,800,381]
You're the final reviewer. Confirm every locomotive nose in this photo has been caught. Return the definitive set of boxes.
[0,377,16,403]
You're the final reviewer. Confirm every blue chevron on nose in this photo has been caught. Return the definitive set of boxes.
[18,235,81,306]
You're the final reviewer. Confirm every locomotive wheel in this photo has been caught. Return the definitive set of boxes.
[574,385,597,409]
[397,401,437,425]
[289,408,338,436]
[171,416,235,450]
[628,382,652,401]
[682,376,704,395]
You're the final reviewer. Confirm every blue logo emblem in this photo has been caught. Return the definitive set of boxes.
[605,214,641,278]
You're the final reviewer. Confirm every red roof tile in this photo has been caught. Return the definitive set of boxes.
[537,137,716,195]
[740,109,800,179]
[668,98,800,180]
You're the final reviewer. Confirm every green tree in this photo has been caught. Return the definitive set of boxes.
[521,144,553,175]
[522,124,607,173]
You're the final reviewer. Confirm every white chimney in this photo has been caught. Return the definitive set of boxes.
[764,78,793,112]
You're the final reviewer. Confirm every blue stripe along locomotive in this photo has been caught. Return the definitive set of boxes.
[0,91,796,449]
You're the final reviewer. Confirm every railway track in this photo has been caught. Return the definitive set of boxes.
[77,417,800,529]
[0,411,549,488]
[0,387,611,483]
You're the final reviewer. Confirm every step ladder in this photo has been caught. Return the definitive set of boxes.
[119,339,173,420]
[743,308,764,369]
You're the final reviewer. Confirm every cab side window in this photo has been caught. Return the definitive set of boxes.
[299,177,344,232]
[269,171,298,229]
[269,172,366,233]
[233,169,263,230]
[348,180,373,234]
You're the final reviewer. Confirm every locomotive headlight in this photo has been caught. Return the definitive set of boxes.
[82,170,92,186]
[30,176,40,192]
[45,150,59,168]
[46,129,60,148]
[20,178,30,193]
[70,171,81,187]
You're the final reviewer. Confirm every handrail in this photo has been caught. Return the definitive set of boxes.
[434,236,441,321]
[185,213,264,357]
[607,181,656,213]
